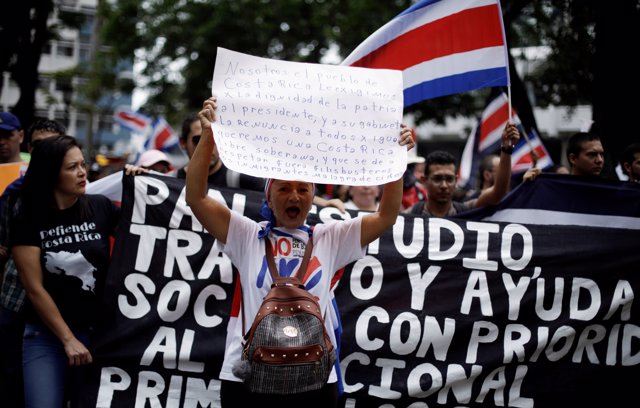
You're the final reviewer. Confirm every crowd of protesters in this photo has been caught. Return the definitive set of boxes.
[0,106,637,407]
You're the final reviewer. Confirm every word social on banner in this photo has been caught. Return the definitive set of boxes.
[211,47,405,185]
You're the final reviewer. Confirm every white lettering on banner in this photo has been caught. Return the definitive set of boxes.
[370,358,404,400]
[129,224,232,283]
[406,262,440,311]
[461,271,494,317]
[350,256,384,300]
[392,217,424,259]
[118,273,226,328]
[428,218,465,260]
[132,177,246,233]
[349,275,638,364]
[129,224,167,272]
[211,47,405,185]
[132,177,170,224]
[464,222,500,271]
[164,230,202,280]
[342,357,533,407]
[106,176,640,406]
[95,367,218,408]
[140,327,204,372]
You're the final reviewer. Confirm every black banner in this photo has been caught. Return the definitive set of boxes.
[81,174,640,408]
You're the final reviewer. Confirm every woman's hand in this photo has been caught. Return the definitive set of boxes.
[124,164,149,175]
[63,336,93,366]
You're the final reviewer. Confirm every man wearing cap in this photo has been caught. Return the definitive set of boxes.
[136,149,173,174]
[0,112,24,164]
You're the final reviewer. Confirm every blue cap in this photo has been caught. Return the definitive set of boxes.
[0,112,21,131]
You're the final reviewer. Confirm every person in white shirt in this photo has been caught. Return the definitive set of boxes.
[185,97,414,407]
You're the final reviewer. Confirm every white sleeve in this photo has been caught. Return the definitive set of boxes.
[314,216,365,273]
[216,210,261,264]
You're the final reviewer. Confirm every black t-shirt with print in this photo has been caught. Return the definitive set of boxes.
[11,194,119,329]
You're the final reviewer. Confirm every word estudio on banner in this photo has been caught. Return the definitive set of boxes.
[80,173,640,408]
[210,47,407,186]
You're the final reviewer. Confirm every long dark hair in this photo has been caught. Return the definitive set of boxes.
[19,135,91,220]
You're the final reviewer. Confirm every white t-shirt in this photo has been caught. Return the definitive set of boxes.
[217,211,365,383]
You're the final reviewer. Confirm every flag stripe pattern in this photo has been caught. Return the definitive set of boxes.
[144,117,180,152]
[113,107,152,134]
[342,0,509,106]
[511,129,554,172]
[478,92,516,152]
[458,92,554,189]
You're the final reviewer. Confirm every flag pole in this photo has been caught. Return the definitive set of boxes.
[507,86,512,123]
[507,86,538,167]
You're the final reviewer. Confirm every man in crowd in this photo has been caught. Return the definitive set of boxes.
[566,132,604,177]
[621,143,640,183]
[175,113,265,191]
[0,112,24,164]
[136,149,173,174]
[465,153,500,201]
[405,123,519,217]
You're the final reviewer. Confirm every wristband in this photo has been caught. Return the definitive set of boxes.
[501,145,514,155]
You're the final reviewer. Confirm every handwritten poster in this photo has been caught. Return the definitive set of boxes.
[211,47,405,185]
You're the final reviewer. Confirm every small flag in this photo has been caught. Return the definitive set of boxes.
[144,117,180,152]
[459,92,554,189]
[113,107,152,134]
[342,0,510,107]
[511,128,553,173]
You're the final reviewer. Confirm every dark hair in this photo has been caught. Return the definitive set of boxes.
[19,135,90,219]
[25,119,66,144]
[477,154,498,190]
[180,113,199,141]
[566,132,601,162]
[424,150,457,176]
[621,143,640,176]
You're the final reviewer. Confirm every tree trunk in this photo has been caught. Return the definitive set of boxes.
[12,1,53,132]
[592,0,640,179]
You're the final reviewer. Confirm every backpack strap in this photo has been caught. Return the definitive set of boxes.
[264,236,314,281]
[243,236,314,337]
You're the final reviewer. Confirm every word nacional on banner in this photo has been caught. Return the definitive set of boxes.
[211,47,406,186]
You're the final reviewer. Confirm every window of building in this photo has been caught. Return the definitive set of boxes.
[57,42,75,57]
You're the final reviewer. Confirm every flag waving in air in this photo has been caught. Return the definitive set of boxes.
[144,117,180,152]
[458,92,553,190]
[113,106,152,134]
[342,0,510,107]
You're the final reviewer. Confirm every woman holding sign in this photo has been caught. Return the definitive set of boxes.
[186,97,414,407]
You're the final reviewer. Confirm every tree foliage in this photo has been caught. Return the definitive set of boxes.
[3,0,639,176]
[0,1,55,129]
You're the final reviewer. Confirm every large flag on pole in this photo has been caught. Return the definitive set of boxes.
[342,0,510,107]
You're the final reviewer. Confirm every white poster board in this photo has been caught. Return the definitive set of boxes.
[211,47,405,186]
